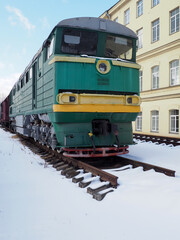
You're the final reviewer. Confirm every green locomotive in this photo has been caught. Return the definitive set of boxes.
[9,17,140,157]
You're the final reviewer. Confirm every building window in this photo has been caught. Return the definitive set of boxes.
[152,66,159,89]
[139,70,143,91]
[136,112,142,131]
[137,0,143,17]
[152,19,160,42]
[137,28,143,49]
[151,110,159,132]
[170,8,179,34]
[170,60,179,86]
[114,17,118,23]
[170,110,179,133]
[124,9,130,25]
[152,0,159,7]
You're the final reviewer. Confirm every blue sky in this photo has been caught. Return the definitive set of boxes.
[0,0,118,99]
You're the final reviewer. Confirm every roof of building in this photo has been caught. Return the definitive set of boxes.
[56,17,137,39]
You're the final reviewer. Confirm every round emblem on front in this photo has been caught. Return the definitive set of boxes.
[96,60,111,74]
[99,63,107,72]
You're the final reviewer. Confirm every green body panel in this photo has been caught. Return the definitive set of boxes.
[49,112,138,123]
[52,121,132,147]
[10,54,55,117]
[48,112,137,147]
[55,60,139,97]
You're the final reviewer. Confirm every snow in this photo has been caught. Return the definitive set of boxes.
[1,128,180,240]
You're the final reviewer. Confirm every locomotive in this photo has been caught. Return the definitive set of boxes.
[1,17,140,157]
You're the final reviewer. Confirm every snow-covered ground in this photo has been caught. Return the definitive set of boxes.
[1,127,180,240]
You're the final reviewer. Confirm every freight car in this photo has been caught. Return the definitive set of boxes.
[7,17,140,157]
[0,95,10,127]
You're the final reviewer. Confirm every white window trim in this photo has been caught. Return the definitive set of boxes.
[152,66,159,89]
[151,111,159,132]
[170,60,179,86]
[170,110,179,133]
[136,112,142,131]
[152,19,160,42]
[124,9,130,25]
[152,0,159,8]
[170,7,179,34]
[137,0,143,17]
[137,28,143,49]
[139,71,143,91]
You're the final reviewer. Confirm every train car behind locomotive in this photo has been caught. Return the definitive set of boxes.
[9,17,140,157]
[0,95,10,127]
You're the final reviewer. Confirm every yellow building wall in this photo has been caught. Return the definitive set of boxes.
[100,0,180,138]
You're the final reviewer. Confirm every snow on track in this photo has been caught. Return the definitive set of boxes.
[1,128,180,240]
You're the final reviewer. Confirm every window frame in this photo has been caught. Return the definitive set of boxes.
[152,18,160,42]
[139,70,143,92]
[170,60,179,86]
[170,7,179,34]
[151,110,159,132]
[137,28,143,49]
[152,0,159,8]
[137,0,143,17]
[124,8,130,25]
[170,109,179,133]
[136,112,142,131]
[152,65,159,89]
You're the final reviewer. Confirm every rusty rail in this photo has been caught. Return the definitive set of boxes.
[133,133,180,146]
[62,156,118,187]
[117,157,175,177]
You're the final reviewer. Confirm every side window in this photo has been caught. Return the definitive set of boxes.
[13,86,16,96]
[29,67,32,79]
[17,82,20,91]
[47,37,55,59]
[26,72,29,83]
[38,53,43,70]
[21,78,24,88]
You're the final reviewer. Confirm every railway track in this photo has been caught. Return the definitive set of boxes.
[133,133,180,146]
[18,133,176,200]
[1,127,176,200]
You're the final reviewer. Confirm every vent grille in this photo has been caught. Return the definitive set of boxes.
[97,78,109,85]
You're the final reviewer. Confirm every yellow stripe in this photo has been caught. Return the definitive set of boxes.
[49,56,96,65]
[112,60,141,69]
[53,104,140,113]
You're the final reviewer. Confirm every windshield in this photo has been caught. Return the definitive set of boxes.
[61,29,98,55]
[105,35,133,60]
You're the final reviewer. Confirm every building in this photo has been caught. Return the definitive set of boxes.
[100,0,180,138]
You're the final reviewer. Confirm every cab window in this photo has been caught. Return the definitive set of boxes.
[61,29,98,56]
[105,35,133,60]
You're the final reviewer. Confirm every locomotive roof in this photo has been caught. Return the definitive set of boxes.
[56,17,137,39]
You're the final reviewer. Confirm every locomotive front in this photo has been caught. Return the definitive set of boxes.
[48,17,140,157]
